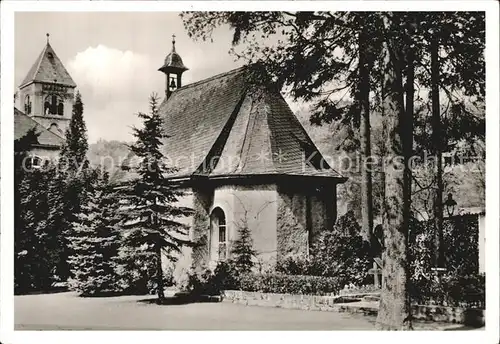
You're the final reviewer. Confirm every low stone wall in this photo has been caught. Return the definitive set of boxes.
[222,290,485,326]
[222,290,377,315]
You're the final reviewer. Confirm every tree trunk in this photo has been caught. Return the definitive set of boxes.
[431,34,444,270]
[403,32,416,330]
[359,25,375,251]
[376,14,412,330]
[156,243,165,301]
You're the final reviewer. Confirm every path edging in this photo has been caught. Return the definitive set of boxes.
[221,290,484,326]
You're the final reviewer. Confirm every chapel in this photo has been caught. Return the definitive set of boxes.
[115,36,347,272]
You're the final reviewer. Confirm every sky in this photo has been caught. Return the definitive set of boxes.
[14,12,274,143]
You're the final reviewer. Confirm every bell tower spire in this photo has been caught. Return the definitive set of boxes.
[18,34,77,135]
[158,33,188,99]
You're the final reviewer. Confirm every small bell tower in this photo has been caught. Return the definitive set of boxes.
[158,34,189,99]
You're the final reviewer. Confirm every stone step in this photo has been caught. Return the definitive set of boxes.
[362,295,380,302]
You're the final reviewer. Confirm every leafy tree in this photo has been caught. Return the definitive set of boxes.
[67,169,122,296]
[311,211,371,286]
[115,94,193,301]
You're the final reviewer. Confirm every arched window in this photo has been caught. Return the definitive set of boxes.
[44,94,62,115]
[49,123,62,135]
[211,207,228,261]
[24,95,32,114]
[57,100,64,115]
[31,156,42,169]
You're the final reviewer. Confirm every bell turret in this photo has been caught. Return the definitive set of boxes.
[158,34,188,99]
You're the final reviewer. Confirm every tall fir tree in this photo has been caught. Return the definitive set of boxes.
[46,91,91,282]
[68,169,122,296]
[60,91,89,170]
[116,94,193,301]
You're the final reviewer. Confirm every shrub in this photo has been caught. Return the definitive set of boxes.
[276,255,313,276]
[184,261,241,296]
[185,266,216,296]
[239,273,342,296]
[411,273,485,308]
[115,246,158,295]
[410,214,480,280]
[276,211,371,287]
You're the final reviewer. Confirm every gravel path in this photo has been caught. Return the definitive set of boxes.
[14,292,483,331]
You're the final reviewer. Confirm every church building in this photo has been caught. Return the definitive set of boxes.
[14,34,76,162]
[115,36,347,275]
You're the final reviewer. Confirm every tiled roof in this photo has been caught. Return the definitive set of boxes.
[113,67,344,183]
[14,107,64,148]
[20,42,76,88]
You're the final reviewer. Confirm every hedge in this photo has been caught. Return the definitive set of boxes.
[239,273,342,296]
[410,273,485,308]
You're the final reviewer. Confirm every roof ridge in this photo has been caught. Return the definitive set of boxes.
[192,89,248,176]
[14,107,65,141]
[33,43,49,82]
[176,66,247,93]
[20,43,48,88]
[19,41,76,88]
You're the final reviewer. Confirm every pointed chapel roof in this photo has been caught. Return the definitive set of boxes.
[20,36,76,88]
[113,67,345,184]
[14,107,64,148]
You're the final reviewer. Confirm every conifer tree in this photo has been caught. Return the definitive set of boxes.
[60,91,89,171]
[230,219,257,275]
[116,94,193,301]
[68,169,122,296]
[14,129,62,292]
[14,128,40,292]
[47,91,91,282]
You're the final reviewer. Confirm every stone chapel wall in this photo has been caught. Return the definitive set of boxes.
[276,183,337,260]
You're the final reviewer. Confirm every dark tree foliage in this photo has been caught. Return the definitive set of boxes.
[46,91,92,283]
[60,91,89,170]
[115,94,193,301]
[14,129,43,292]
[14,129,65,292]
[181,11,485,330]
[67,170,122,296]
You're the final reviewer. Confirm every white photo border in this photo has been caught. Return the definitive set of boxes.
[1,1,498,343]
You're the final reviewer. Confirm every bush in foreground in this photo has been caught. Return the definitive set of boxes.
[239,273,342,296]
[411,273,485,308]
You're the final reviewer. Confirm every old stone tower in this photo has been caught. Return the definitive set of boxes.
[17,33,77,136]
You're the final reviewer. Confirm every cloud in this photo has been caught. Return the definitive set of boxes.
[67,45,163,143]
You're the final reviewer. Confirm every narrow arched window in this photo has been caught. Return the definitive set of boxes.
[57,100,64,115]
[211,207,228,261]
[24,95,32,114]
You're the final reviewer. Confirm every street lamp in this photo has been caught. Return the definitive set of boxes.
[444,193,457,217]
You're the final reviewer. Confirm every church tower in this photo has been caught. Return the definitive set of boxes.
[18,33,77,136]
[158,34,188,99]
